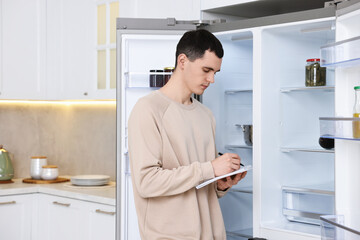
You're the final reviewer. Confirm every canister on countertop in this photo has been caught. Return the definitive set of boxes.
[164,67,175,85]
[305,58,326,86]
[30,156,47,179]
[41,165,58,180]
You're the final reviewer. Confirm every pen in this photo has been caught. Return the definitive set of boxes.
[218,152,244,166]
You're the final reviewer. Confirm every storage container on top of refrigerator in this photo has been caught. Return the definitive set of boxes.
[116,2,360,239]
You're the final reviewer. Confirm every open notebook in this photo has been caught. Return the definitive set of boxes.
[196,165,252,189]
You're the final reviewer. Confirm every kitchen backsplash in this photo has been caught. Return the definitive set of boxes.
[0,101,116,180]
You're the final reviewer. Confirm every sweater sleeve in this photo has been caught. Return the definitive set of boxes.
[128,100,215,198]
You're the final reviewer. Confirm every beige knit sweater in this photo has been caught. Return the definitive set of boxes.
[128,90,227,240]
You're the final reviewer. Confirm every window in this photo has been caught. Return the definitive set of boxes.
[96,1,119,90]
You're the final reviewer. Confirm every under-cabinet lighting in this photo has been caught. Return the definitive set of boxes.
[0,100,116,106]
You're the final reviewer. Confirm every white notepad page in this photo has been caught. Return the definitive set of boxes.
[196,165,252,189]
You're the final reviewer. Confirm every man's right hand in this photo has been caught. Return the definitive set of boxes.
[211,153,241,177]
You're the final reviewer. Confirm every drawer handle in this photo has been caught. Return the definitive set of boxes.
[0,201,16,205]
[95,209,115,216]
[53,201,71,207]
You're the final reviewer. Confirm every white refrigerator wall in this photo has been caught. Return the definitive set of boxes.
[259,18,336,237]
[203,31,254,238]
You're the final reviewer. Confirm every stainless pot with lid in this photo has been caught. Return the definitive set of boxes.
[0,145,14,181]
[239,125,253,146]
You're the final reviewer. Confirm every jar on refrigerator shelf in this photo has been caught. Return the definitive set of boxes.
[149,70,164,87]
[163,67,174,85]
[353,86,360,138]
[305,58,326,86]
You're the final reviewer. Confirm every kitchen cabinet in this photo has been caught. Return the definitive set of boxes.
[200,0,246,10]
[87,199,116,240]
[37,194,115,240]
[46,0,98,100]
[0,0,115,100]
[0,194,36,240]
[0,0,46,100]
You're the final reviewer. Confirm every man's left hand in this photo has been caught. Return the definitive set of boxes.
[216,171,247,191]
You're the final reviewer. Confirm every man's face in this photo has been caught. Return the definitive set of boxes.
[183,50,222,95]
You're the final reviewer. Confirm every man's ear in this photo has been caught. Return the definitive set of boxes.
[177,53,187,70]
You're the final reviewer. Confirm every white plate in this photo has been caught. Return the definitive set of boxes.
[71,175,110,186]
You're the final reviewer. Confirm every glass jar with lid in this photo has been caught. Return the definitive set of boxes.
[305,58,326,86]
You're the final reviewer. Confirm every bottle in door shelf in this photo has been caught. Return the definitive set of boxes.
[353,86,360,138]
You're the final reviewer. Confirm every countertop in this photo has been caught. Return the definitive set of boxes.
[0,177,116,206]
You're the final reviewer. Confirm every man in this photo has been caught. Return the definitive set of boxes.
[128,29,247,240]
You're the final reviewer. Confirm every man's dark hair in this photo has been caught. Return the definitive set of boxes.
[175,29,224,68]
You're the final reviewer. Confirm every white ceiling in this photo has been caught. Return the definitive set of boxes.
[203,0,331,18]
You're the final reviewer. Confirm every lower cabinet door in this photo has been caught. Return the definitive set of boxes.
[0,194,34,240]
[37,194,88,240]
[87,202,116,240]
[37,193,115,240]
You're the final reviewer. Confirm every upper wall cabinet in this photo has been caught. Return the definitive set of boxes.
[0,0,47,100]
[46,0,96,100]
[47,0,117,100]
[0,0,117,100]
[201,0,245,10]
[94,1,118,99]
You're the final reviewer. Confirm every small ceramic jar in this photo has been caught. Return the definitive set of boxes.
[41,165,58,180]
[30,156,48,179]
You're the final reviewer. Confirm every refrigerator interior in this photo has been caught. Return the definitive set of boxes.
[202,30,254,239]
[260,18,336,236]
[120,33,183,240]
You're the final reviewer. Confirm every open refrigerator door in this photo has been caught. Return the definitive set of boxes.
[318,1,360,239]
[116,18,196,240]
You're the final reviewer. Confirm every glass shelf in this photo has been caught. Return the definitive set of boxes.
[225,89,253,94]
[320,35,360,68]
[225,144,253,149]
[280,147,334,153]
[319,117,360,141]
[280,86,334,93]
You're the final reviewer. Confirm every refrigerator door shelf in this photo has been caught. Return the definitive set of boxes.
[125,72,172,88]
[319,117,360,141]
[320,35,360,68]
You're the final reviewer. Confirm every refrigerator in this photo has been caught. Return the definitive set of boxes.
[116,2,360,239]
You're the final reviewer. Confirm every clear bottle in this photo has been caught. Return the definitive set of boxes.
[353,86,360,138]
